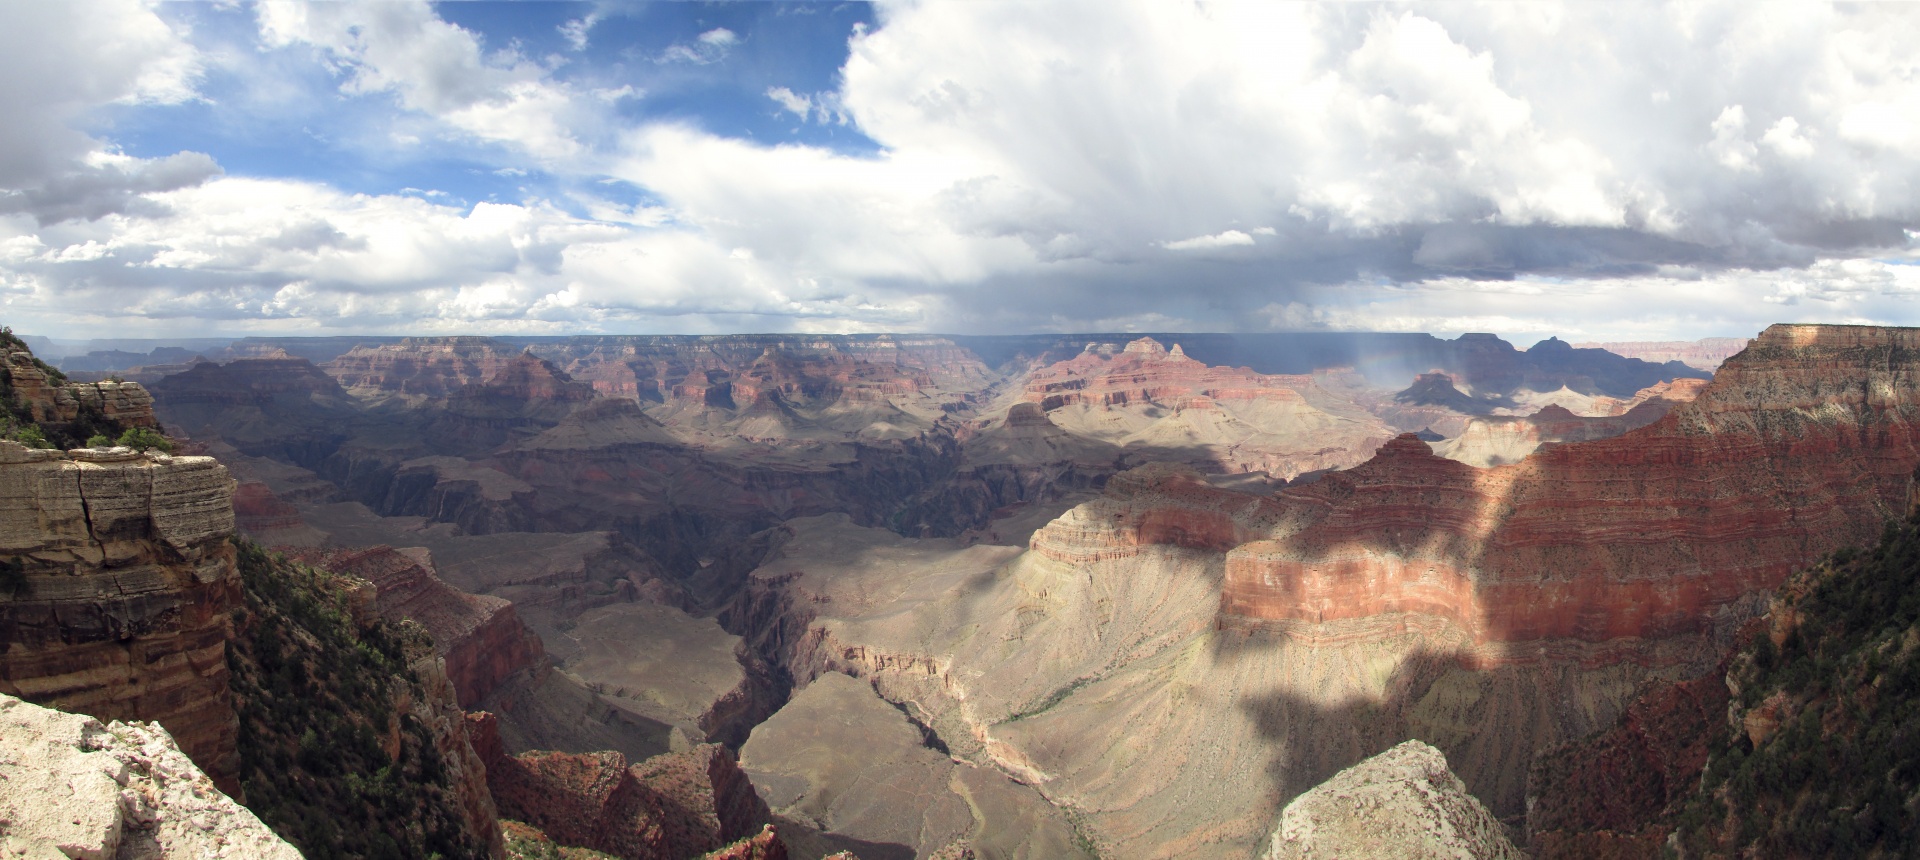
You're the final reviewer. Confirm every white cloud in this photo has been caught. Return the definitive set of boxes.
[13,0,1920,338]
[661,28,739,65]
[256,0,587,161]
[1163,230,1255,251]
[559,13,599,52]
[0,2,209,224]
[766,86,812,119]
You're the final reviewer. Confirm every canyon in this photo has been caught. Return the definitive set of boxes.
[8,323,1917,858]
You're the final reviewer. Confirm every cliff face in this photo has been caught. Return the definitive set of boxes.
[5,349,159,430]
[283,545,545,709]
[470,711,769,860]
[1011,337,1396,478]
[327,337,533,403]
[1219,324,1920,655]
[0,440,240,789]
[525,334,993,413]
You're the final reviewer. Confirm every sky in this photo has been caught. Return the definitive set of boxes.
[3,1,1920,343]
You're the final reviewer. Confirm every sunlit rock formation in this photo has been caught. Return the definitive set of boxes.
[1014,337,1396,478]
[1263,740,1522,860]
[0,692,300,859]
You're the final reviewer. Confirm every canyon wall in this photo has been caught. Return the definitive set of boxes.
[283,545,545,708]
[0,441,240,788]
[1222,324,1920,655]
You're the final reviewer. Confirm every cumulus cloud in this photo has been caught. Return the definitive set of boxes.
[0,2,210,225]
[257,0,589,161]
[10,0,1920,339]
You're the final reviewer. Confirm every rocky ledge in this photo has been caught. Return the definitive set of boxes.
[0,692,299,859]
[1264,740,1523,860]
[0,440,240,788]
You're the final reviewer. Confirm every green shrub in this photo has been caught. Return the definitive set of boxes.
[226,537,477,860]
[115,427,173,453]
[85,434,110,448]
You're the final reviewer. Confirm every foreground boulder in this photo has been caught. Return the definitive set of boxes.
[0,692,300,859]
[1265,740,1522,860]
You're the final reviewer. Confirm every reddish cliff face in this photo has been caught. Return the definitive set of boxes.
[1210,324,1920,657]
[1011,337,1397,478]
[0,441,241,788]
[1018,325,1920,659]
[230,481,306,537]
[468,711,768,860]
[283,545,544,709]
[1022,337,1318,411]
[326,337,534,401]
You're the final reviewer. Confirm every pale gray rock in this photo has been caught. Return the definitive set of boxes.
[1265,740,1525,860]
[0,693,302,859]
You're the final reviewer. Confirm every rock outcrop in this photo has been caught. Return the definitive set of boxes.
[1263,740,1522,860]
[0,692,301,860]
[1013,337,1396,478]
[470,711,768,860]
[283,545,545,709]
[4,350,159,432]
[1221,325,1920,654]
[0,441,240,788]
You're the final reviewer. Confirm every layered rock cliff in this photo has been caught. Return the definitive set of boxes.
[1012,337,1396,478]
[0,692,301,859]
[713,324,1920,856]
[470,711,769,860]
[283,545,546,708]
[0,440,240,789]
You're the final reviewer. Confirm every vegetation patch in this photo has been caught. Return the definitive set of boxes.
[1668,516,1920,857]
[227,538,483,860]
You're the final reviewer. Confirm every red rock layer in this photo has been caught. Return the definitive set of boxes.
[705,825,789,860]
[1525,673,1729,858]
[1025,326,1920,662]
[1215,324,1920,655]
[1021,337,1321,411]
[468,712,769,860]
[230,481,305,536]
[326,337,532,399]
[284,546,544,708]
[0,443,241,789]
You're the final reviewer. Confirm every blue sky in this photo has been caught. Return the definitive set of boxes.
[101,2,879,214]
[3,1,1920,341]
